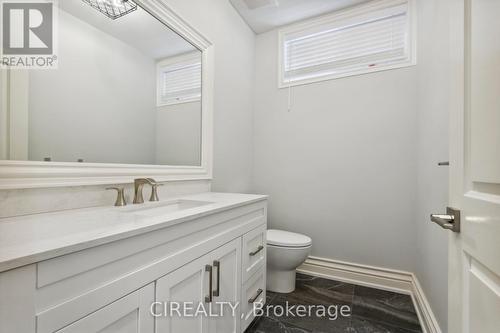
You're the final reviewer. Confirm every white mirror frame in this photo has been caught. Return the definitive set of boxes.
[0,0,213,190]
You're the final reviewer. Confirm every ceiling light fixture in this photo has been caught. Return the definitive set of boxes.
[82,0,138,20]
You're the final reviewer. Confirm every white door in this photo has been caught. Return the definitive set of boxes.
[209,238,242,333]
[55,284,154,333]
[446,0,500,332]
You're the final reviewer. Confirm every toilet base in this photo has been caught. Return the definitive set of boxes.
[266,268,297,293]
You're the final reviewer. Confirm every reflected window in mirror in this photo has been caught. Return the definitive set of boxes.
[157,52,202,107]
[155,52,202,166]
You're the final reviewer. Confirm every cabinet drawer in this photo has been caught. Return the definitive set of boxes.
[242,225,266,282]
[241,267,266,332]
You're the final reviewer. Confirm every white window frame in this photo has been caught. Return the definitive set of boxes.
[278,0,417,88]
[157,51,202,107]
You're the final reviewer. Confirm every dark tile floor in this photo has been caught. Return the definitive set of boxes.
[246,273,422,333]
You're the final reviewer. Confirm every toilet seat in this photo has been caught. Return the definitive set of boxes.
[267,229,312,248]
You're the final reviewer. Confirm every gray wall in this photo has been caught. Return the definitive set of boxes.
[252,29,419,271]
[165,0,256,192]
[156,101,202,166]
[29,10,157,165]
[414,0,450,330]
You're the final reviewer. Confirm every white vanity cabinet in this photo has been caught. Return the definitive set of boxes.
[0,195,267,333]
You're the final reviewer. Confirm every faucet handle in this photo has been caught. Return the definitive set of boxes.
[149,183,164,202]
[106,187,127,207]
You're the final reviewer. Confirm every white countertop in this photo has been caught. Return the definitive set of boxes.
[0,192,267,273]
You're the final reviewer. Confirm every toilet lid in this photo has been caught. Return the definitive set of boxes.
[267,229,312,248]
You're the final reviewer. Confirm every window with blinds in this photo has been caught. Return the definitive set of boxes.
[279,0,415,87]
[157,53,202,106]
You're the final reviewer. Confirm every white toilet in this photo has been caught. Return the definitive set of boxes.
[266,229,312,293]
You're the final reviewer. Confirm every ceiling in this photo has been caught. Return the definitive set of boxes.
[229,0,372,34]
[60,0,197,60]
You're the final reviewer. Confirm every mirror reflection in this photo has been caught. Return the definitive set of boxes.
[7,0,202,166]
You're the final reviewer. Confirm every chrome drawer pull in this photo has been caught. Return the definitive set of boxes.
[249,245,264,257]
[205,265,213,303]
[248,288,263,304]
[213,260,220,297]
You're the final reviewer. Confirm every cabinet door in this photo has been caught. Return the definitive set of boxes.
[209,238,242,333]
[55,283,154,333]
[156,253,212,333]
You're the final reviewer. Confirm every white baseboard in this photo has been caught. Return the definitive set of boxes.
[298,256,442,333]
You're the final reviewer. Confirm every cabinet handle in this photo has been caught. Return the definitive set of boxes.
[213,260,220,297]
[249,245,264,257]
[248,288,264,304]
[205,265,213,303]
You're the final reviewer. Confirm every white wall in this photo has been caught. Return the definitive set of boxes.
[156,101,202,166]
[29,10,157,164]
[252,29,418,271]
[414,0,450,330]
[164,0,256,192]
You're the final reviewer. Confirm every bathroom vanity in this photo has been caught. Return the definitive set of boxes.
[0,193,267,333]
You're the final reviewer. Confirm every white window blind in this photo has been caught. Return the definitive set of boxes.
[280,0,414,86]
[157,55,201,106]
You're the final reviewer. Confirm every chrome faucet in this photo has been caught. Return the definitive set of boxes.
[106,187,127,207]
[148,178,163,202]
[133,178,158,204]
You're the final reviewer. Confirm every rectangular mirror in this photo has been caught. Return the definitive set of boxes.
[2,0,203,167]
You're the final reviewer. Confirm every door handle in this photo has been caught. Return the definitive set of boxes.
[249,245,264,257]
[248,289,264,304]
[430,207,460,233]
[213,260,220,297]
[205,265,213,303]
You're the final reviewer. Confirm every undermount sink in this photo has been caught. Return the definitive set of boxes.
[120,199,212,217]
